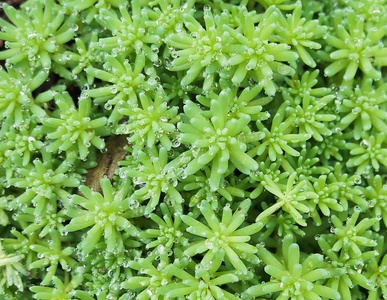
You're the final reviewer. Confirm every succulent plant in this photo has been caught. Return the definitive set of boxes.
[0,0,386,299]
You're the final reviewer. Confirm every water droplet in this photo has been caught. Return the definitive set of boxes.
[360,140,369,149]
[171,139,181,148]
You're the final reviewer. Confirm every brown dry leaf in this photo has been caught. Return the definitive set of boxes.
[84,135,129,193]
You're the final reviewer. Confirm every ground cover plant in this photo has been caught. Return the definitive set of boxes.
[0,0,387,299]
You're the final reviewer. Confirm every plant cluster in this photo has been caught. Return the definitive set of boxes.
[0,0,387,299]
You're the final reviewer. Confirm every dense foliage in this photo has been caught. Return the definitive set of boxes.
[0,0,387,299]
